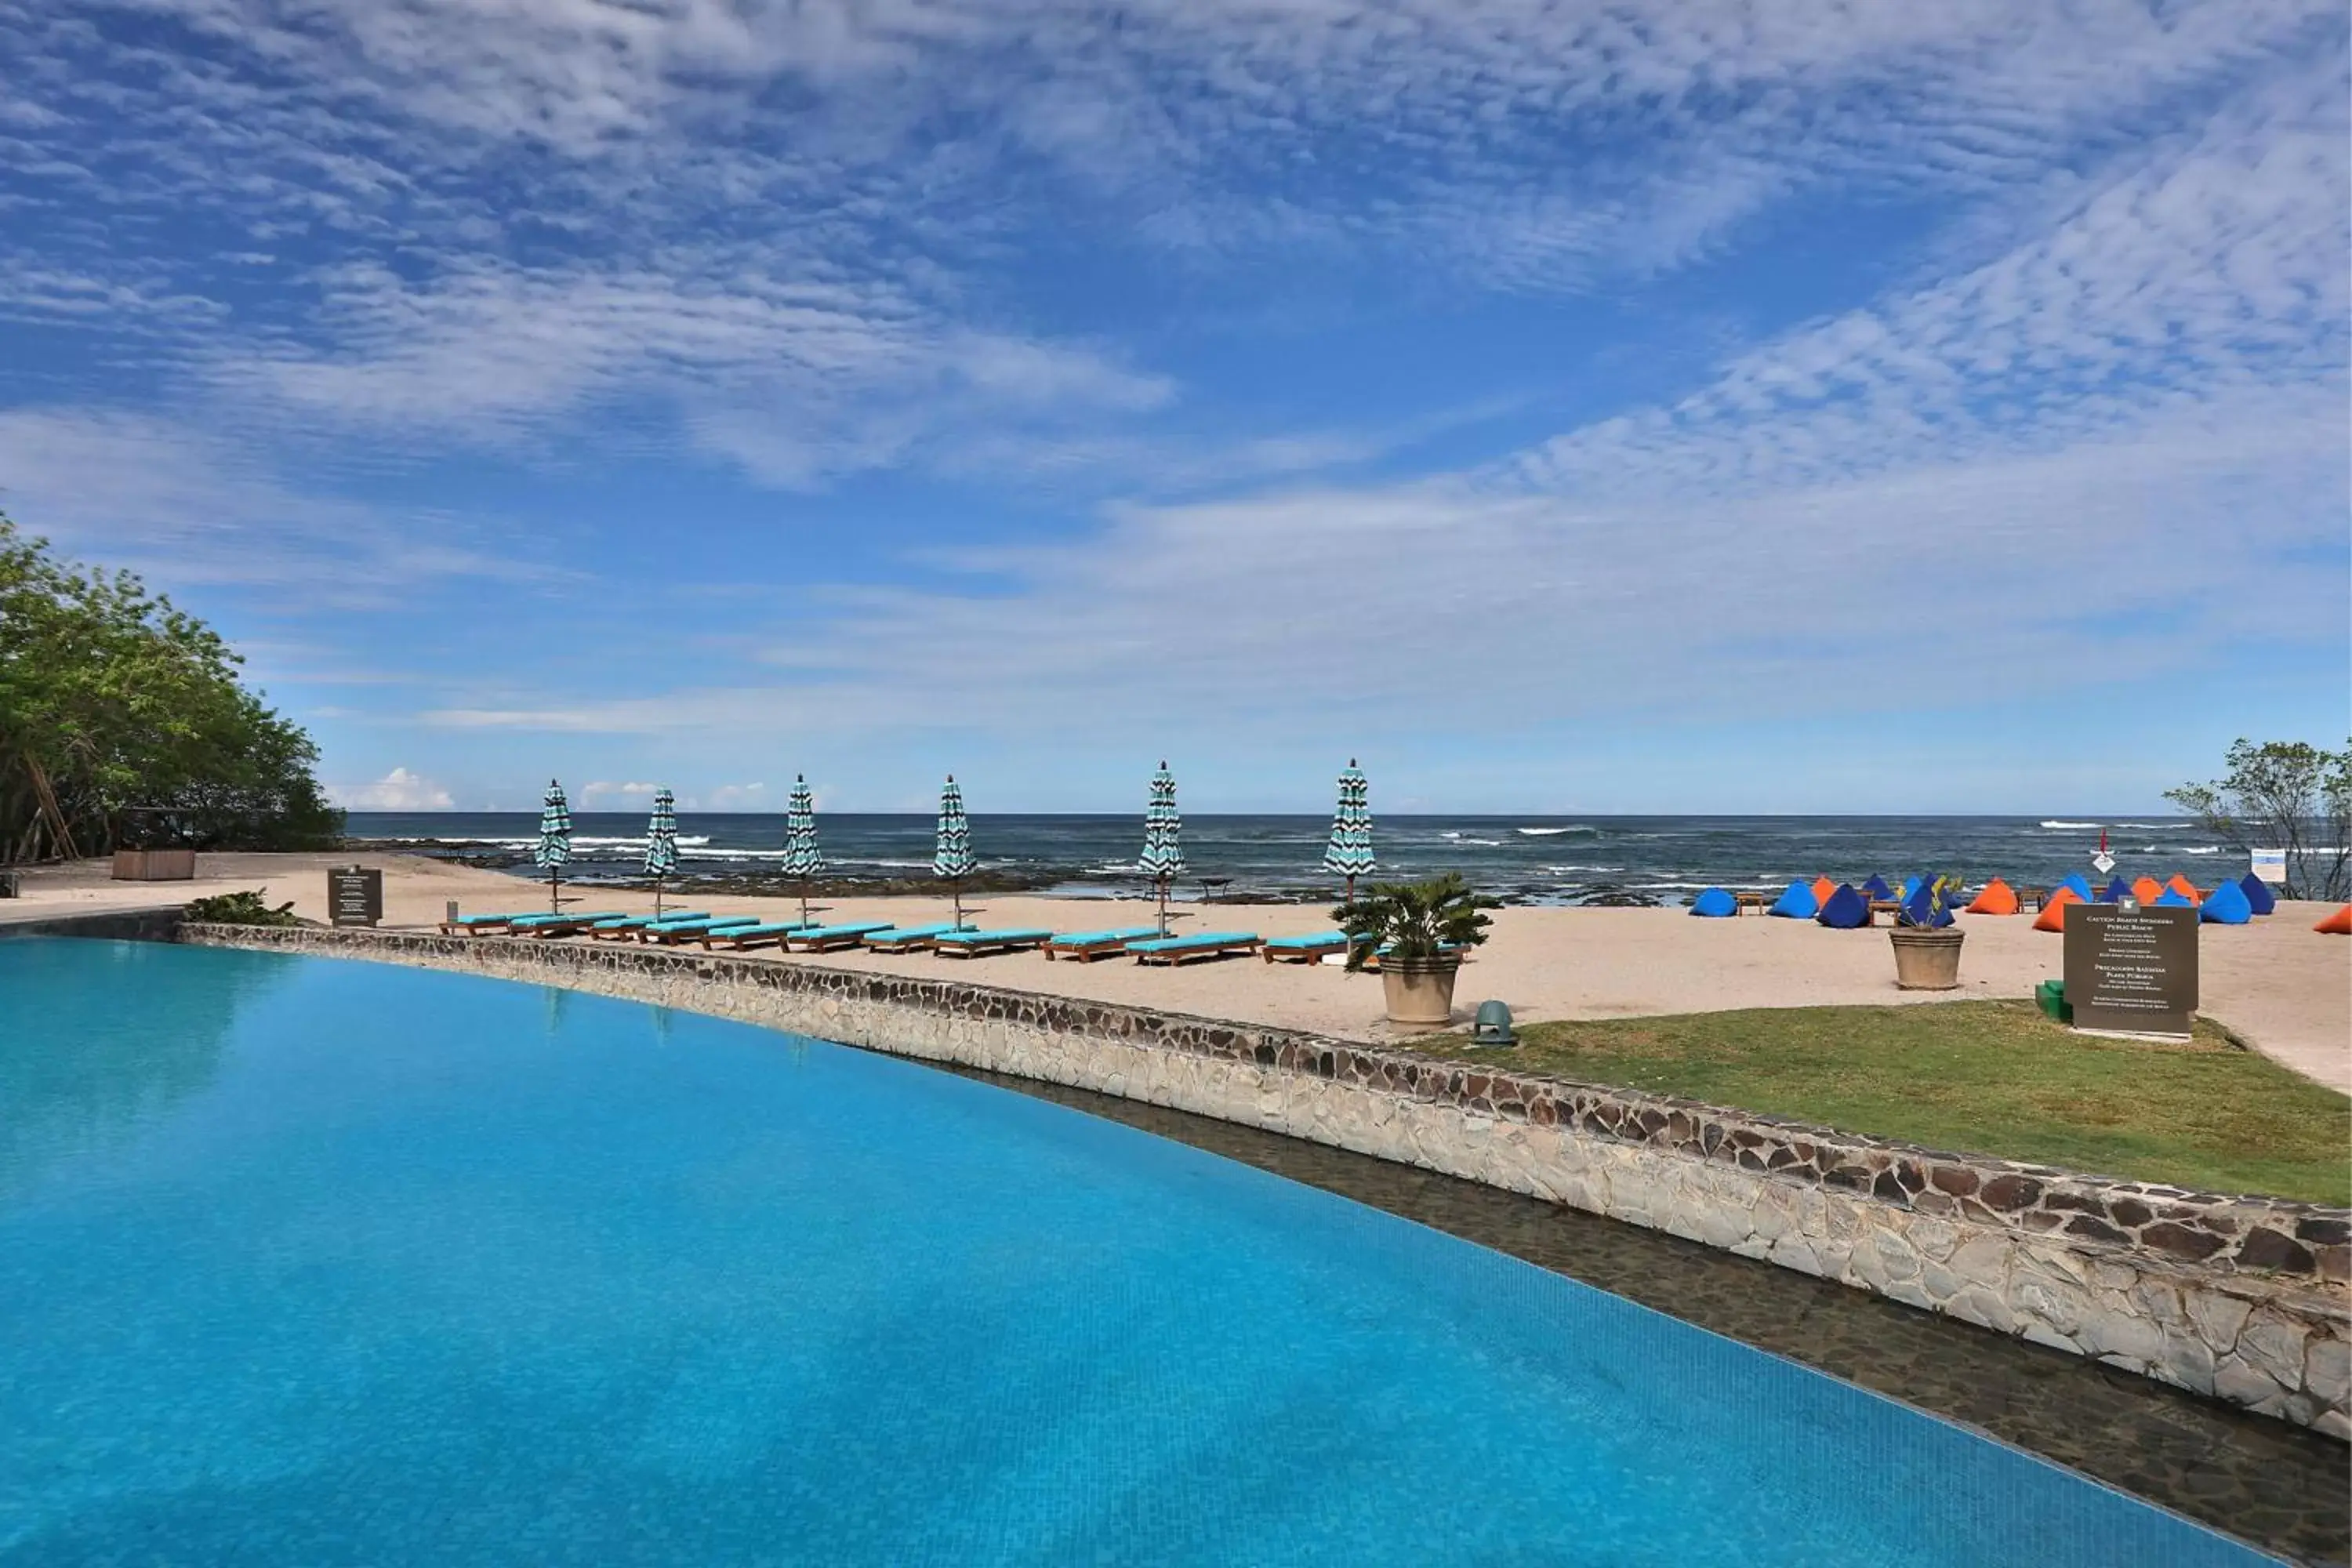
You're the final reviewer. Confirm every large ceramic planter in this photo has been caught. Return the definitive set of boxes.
[1889,927,1964,990]
[1381,955,1461,1026]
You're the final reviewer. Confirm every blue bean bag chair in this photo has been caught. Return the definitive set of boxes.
[1767,879,1818,919]
[2056,873,2096,903]
[1900,883,1955,927]
[2098,876,2131,903]
[2152,888,2194,908]
[2237,873,2276,916]
[2200,881,2252,924]
[1899,876,1922,903]
[1689,887,1737,918]
[1860,875,1893,901]
[1817,883,1870,929]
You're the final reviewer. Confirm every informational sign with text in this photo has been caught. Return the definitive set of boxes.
[2063,904,2198,1039]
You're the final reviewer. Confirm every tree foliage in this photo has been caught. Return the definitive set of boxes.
[2163,739,2351,902]
[1334,872,1497,968]
[0,514,343,862]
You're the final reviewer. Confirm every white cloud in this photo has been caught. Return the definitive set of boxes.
[579,780,661,801]
[328,767,454,809]
[0,408,559,600]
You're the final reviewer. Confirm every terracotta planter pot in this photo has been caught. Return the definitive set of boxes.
[1381,955,1461,1026]
[1889,927,1965,990]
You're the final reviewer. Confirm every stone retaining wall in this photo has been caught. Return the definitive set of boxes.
[176,923,2351,1436]
[1,907,187,942]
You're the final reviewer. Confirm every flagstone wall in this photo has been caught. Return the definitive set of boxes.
[177,924,2350,1438]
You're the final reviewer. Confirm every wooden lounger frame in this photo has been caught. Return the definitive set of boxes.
[1258,936,1348,964]
[700,926,801,952]
[933,933,1051,959]
[1131,936,1260,967]
[784,929,893,953]
[1044,933,1159,962]
[437,917,521,936]
[641,920,754,946]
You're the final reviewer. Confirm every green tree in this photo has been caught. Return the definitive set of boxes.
[0,514,343,862]
[2163,739,2352,902]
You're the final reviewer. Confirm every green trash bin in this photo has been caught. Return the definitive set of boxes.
[2035,979,2071,1023]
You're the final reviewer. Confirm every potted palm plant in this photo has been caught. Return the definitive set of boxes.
[1889,873,1965,989]
[1336,873,1497,1026]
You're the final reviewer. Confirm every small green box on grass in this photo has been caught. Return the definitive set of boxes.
[2035,979,2071,1023]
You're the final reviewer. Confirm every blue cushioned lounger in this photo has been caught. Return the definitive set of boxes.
[1258,931,1351,963]
[437,911,535,935]
[861,924,970,951]
[932,929,1053,958]
[700,920,818,951]
[587,911,710,940]
[1044,927,1163,962]
[507,911,628,936]
[641,915,760,945]
[1127,931,1261,966]
[784,921,899,953]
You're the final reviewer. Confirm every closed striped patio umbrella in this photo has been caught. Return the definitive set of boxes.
[534,779,572,912]
[1138,760,1185,937]
[935,775,974,928]
[1323,758,1376,906]
[782,775,824,924]
[643,788,680,919]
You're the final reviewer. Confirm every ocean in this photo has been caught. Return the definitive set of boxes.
[343,812,2238,907]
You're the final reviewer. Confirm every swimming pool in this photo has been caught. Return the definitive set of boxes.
[0,938,2273,1564]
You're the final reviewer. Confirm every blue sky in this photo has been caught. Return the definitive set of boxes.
[2,0,2345,815]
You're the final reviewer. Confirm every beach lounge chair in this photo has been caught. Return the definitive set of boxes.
[641,915,760,945]
[1044,927,1163,962]
[1964,879,2019,916]
[2237,873,2276,916]
[783,921,898,953]
[699,920,817,951]
[932,929,1054,958]
[587,912,710,941]
[1766,880,1817,919]
[2200,882,2252,924]
[437,911,536,935]
[1816,884,1871,929]
[861,924,970,953]
[2033,888,2082,931]
[506,911,628,937]
[1258,931,1352,962]
[1688,888,1737,917]
[1127,931,1262,966]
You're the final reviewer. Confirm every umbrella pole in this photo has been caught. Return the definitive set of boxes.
[654,877,664,921]
[953,880,962,930]
[550,866,560,913]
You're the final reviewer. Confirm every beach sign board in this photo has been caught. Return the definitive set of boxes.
[2063,904,2197,1040]
[2249,848,2287,885]
[328,866,384,928]
[2091,851,2115,876]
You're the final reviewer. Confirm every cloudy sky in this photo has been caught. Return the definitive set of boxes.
[2,0,2344,814]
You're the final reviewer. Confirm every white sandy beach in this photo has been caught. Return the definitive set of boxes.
[10,851,2348,1094]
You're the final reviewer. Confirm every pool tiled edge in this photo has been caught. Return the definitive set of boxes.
[176,924,2352,1439]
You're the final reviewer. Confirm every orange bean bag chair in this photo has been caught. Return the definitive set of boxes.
[2032,887,2082,932]
[2130,876,2163,904]
[1811,876,1837,906]
[2164,873,2202,903]
[2318,906,2352,935]
[1965,877,2020,916]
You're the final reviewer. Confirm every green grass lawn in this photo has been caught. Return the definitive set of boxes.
[1399,1001,2350,1205]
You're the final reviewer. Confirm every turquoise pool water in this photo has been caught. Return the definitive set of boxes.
[0,938,2271,1565]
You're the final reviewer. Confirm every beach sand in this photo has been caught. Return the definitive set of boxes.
[12,851,2348,1094]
